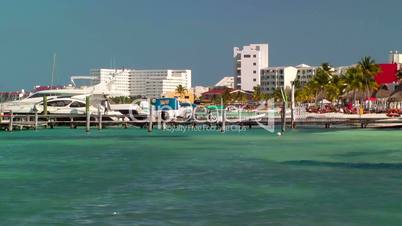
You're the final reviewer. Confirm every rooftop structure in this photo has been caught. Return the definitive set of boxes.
[389,51,402,66]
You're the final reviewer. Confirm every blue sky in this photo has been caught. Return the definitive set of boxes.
[1,0,402,91]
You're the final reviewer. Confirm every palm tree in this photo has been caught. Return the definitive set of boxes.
[175,85,187,98]
[252,85,263,102]
[321,62,332,73]
[234,92,248,105]
[344,66,365,104]
[309,63,333,104]
[358,56,380,100]
[296,86,315,103]
[271,88,283,102]
[325,75,346,103]
[300,80,318,102]
[221,88,232,105]
[293,79,302,90]
[211,94,220,105]
[359,57,379,76]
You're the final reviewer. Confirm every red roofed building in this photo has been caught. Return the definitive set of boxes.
[375,64,398,85]
[200,87,233,102]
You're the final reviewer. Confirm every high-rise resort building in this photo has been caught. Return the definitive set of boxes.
[234,44,269,91]
[295,64,318,87]
[295,64,352,87]
[90,68,131,96]
[91,69,191,98]
[260,64,353,94]
[129,70,191,98]
[260,66,298,94]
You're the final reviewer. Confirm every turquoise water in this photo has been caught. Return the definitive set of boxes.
[1,128,402,225]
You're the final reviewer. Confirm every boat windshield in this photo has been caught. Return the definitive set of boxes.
[28,93,75,99]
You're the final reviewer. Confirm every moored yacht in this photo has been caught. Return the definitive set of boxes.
[0,75,124,116]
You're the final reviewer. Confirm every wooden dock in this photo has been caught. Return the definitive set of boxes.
[1,111,402,133]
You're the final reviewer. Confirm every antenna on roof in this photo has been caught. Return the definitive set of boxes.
[110,56,117,69]
[51,53,56,87]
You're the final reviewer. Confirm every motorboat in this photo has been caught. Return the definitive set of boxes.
[110,99,149,121]
[0,74,122,114]
[32,97,124,121]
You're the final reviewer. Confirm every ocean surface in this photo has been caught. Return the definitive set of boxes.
[1,127,402,225]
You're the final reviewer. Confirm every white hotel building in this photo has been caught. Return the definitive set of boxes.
[260,64,352,94]
[234,44,354,94]
[234,44,269,91]
[130,70,191,98]
[295,64,318,87]
[260,66,298,94]
[91,68,191,98]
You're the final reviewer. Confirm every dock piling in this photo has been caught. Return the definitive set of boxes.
[8,111,13,132]
[49,119,54,129]
[290,82,296,129]
[148,98,153,133]
[85,96,90,132]
[281,101,286,132]
[221,98,225,133]
[98,105,102,130]
[34,111,38,130]
[70,117,74,129]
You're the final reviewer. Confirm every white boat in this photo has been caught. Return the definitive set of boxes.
[110,100,149,120]
[0,74,125,118]
[33,97,124,121]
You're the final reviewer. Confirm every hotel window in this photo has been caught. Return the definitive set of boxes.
[253,55,256,58]
[253,78,256,82]
[253,62,256,66]
[253,70,256,74]
[243,54,251,58]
